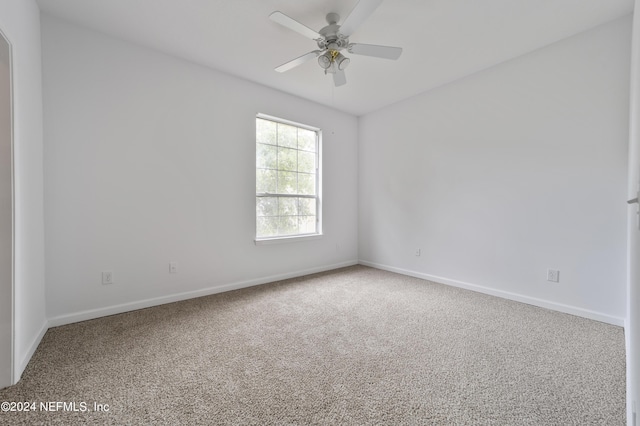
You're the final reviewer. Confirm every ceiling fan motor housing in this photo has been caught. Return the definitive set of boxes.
[317,31,348,51]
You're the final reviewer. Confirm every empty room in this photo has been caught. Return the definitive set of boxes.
[1,0,639,424]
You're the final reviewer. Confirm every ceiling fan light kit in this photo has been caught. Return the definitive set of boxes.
[269,0,402,87]
[335,52,350,70]
[318,52,332,69]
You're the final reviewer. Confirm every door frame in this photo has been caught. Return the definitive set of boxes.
[628,2,640,424]
[0,26,14,389]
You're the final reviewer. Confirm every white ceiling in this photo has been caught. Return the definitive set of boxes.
[36,0,634,116]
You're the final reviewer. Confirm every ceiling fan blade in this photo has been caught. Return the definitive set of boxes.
[333,69,347,87]
[348,43,402,60]
[339,0,384,37]
[275,50,323,73]
[269,11,322,40]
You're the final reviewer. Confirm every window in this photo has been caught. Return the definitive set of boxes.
[255,114,321,241]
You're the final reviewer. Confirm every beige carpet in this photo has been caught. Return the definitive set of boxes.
[0,265,626,425]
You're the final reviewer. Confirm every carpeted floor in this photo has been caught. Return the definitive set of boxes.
[0,265,626,425]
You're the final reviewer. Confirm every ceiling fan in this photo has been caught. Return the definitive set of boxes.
[269,0,402,87]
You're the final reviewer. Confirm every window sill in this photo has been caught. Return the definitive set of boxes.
[254,234,323,245]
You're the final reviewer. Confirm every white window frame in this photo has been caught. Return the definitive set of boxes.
[255,113,322,245]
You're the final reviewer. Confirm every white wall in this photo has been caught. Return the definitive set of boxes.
[359,16,631,325]
[41,16,359,324]
[0,0,47,382]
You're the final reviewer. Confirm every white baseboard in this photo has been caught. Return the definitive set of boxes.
[359,260,625,327]
[15,320,48,383]
[48,260,359,328]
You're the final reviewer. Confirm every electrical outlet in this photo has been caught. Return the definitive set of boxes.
[169,262,177,274]
[547,269,560,283]
[102,271,113,285]
[415,248,421,257]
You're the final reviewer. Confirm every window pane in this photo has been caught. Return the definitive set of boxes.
[278,123,297,148]
[278,197,298,216]
[298,151,315,174]
[299,216,316,234]
[278,216,299,236]
[257,216,279,237]
[256,169,277,193]
[299,198,316,216]
[256,118,276,145]
[256,115,320,239]
[257,143,277,169]
[298,129,316,152]
[277,147,297,172]
[277,171,297,194]
[256,197,278,217]
[298,173,315,195]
